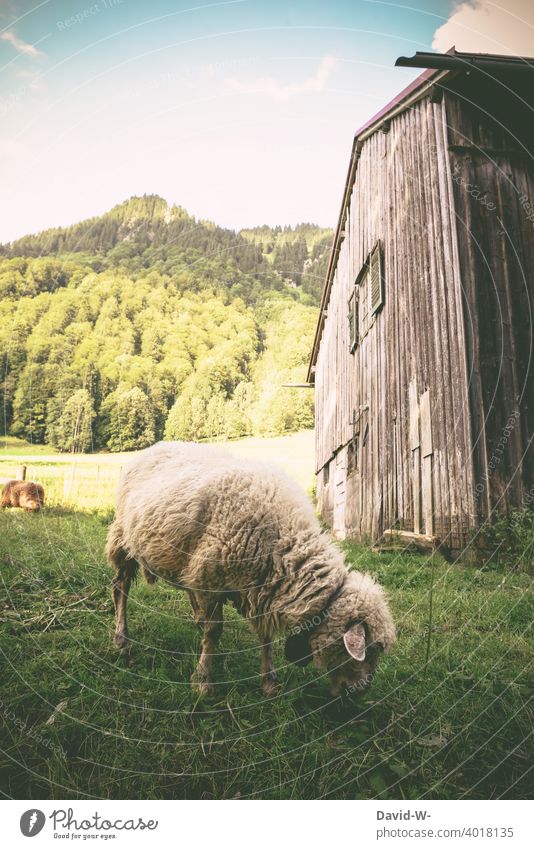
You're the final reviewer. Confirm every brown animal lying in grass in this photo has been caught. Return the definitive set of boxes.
[107,442,396,699]
[1,480,45,512]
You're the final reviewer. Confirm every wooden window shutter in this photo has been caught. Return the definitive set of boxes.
[370,242,384,314]
[348,289,359,353]
[360,271,369,336]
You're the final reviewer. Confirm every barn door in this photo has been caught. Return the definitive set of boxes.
[409,380,422,533]
[391,413,399,526]
[332,450,347,539]
[409,381,434,536]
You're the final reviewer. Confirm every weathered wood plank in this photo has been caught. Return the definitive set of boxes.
[313,76,534,547]
[420,389,433,458]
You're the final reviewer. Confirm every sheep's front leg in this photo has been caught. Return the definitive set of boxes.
[112,567,135,648]
[109,549,138,650]
[188,591,201,627]
[190,596,223,697]
[260,639,280,697]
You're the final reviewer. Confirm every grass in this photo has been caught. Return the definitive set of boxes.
[0,502,532,800]
[0,430,315,509]
[0,436,59,457]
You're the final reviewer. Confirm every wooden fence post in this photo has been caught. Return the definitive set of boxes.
[17,464,27,481]
[64,463,76,502]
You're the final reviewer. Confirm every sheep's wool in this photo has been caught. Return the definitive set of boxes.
[108,442,396,657]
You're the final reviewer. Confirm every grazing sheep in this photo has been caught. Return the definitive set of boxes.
[107,442,396,697]
[1,480,44,512]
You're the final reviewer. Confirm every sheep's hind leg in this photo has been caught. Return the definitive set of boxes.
[110,552,138,650]
[260,639,280,697]
[190,597,223,697]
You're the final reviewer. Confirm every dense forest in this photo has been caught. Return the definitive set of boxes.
[0,195,331,452]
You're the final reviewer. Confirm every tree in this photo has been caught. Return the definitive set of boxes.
[11,363,50,444]
[164,394,206,442]
[48,389,95,453]
[101,386,155,452]
[223,381,253,438]
[0,200,326,450]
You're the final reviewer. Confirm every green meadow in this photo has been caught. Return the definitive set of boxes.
[0,434,532,800]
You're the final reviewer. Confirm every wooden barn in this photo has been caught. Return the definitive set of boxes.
[308,49,534,552]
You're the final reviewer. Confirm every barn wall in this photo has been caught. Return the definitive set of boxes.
[315,96,476,547]
[445,88,534,519]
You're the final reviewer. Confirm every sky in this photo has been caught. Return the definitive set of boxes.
[1,0,533,241]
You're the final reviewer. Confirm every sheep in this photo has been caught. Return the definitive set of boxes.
[106,441,396,698]
[1,480,44,512]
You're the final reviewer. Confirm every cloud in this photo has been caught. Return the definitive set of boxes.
[433,0,534,55]
[226,56,337,102]
[1,30,42,57]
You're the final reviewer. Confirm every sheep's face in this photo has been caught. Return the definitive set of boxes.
[311,620,384,698]
[326,642,383,698]
[20,496,42,512]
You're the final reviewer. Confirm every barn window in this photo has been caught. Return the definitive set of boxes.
[354,241,384,340]
[347,435,359,475]
[348,289,359,353]
[323,463,330,486]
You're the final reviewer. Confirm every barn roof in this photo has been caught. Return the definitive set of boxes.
[307,49,534,382]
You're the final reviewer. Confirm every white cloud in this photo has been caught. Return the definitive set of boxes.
[226,56,337,102]
[1,30,42,57]
[433,0,534,55]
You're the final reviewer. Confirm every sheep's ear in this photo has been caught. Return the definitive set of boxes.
[343,622,366,661]
[284,631,312,667]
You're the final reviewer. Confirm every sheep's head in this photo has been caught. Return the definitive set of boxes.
[286,571,396,698]
[19,485,44,512]
[20,495,42,512]
[315,620,386,698]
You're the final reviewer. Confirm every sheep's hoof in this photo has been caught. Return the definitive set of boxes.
[191,667,215,697]
[261,678,282,698]
[114,633,129,650]
[192,681,215,697]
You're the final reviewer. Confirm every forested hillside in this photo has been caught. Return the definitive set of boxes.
[0,196,330,452]
[240,223,332,302]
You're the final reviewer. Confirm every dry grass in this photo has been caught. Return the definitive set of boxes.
[0,430,315,510]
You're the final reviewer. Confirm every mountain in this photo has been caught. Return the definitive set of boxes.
[0,196,332,452]
[1,195,331,302]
